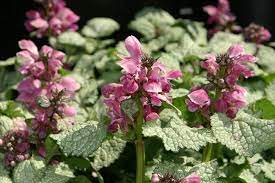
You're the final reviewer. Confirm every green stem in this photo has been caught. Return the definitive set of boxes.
[202,85,222,162]
[136,99,145,183]
[202,143,214,162]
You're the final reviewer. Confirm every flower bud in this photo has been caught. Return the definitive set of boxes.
[10,161,16,167]
[151,173,160,183]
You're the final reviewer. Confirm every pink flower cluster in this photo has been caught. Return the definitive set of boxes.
[151,173,201,183]
[203,0,240,34]
[244,23,271,44]
[17,40,80,141]
[186,44,256,119]
[102,36,182,132]
[0,118,30,167]
[203,0,235,26]
[25,0,79,38]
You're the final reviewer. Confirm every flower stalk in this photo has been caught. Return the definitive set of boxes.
[135,98,145,183]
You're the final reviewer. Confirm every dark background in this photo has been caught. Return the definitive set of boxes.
[1,0,274,60]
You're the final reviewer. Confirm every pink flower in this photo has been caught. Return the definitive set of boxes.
[118,35,142,74]
[103,36,182,132]
[17,40,65,80]
[60,77,80,92]
[203,0,235,26]
[201,54,219,75]
[18,39,39,59]
[125,35,142,60]
[102,83,129,132]
[38,146,46,158]
[49,7,79,36]
[244,23,271,44]
[17,40,79,143]
[215,85,247,118]
[0,118,30,167]
[60,105,77,117]
[120,74,139,94]
[25,0,79,38]
[186,89,210,112]
[13,118,29,136]
[17,78,42,108]
[25,10,49,38]
[226,44,256,85]
[183,173,201,183]
[151,173,160,183]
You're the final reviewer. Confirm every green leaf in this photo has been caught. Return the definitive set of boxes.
[209,32,243,54]
[75,79,98,106]
[189,161,220,183]
[257,45,275,74]
[169,34,209,61]
[177,19,208,45]
[129,8,175,39]
[245,89,264,105]
[73,55,95,78]
[51,121,107,157]
[260,160,275,181]
[0,101,31,118]
[57,31,86,47]
[251,99,275,119]
[44,137,59,164]
[143,109,216,152]
[84,38,98,53]
[153,161,189,179]
[0,154,12,183]
[211,112,275,156]
[82,18,119,38]
[0,116,14,137]
[239,169,259,183]
[92,136,127,170]
[153,160,219,183]
[170,88,189,99]
[265,79,275,106]
[159,53,181,71]
[13,158,46,183]
[121,99,138,121]
[0,177,12,183]
[65,157,92,172]
[40,163,74,183]
[13,158,74,183]
[0,67,22,100]
[68,176,92,183]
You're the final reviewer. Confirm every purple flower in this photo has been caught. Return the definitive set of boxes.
[25,0,79,38]
[225,44,256,86]
[151,173,160,183]
[203,0,235,26]
[102,35,182,132]
[150,173,201,183]
[201,54,219,76]
[25,10,49,38]
[215,85,247,118]
[244,23,271,44]
[102,83,129,132]
[17,40,79,144]
[183,173,201,183]
[186,89,211,112]
[203,0,242,35]
[0,118,30,167]
[197,44,255,118]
